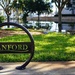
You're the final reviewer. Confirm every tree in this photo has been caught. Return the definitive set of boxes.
[33,0,52,28]
[0,0,12,22]
[52,0,69,32]
[21,0,32,24]
[0,15,4,23]
[66,0,72,8]
[19,0,52,27]
[0,0,13,28]
[21,0,37,24]
[11,0,23,23]
[12,0,52,27]
[12,0,27,24]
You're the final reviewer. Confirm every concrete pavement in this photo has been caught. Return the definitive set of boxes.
[0,61,75,75]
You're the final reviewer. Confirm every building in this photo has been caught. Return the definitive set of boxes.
[61,0,75,31]
[70,0,75,14]
[61,0,75,15]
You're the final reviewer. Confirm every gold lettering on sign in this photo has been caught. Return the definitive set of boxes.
[17,45,22,50]
[23,45,28,50]
[2,45,7,50]
[0,44,29,51]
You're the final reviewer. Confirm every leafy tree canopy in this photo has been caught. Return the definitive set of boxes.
[51,0,69,10]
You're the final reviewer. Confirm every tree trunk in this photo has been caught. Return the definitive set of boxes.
[58,0,62,32]
[58,8,62,32]
[7,15,10,28]
[7,14,10,28]
[38,12,40,29]
[23,13,28,26]
[7,15,10,22]
[24,17,27,26]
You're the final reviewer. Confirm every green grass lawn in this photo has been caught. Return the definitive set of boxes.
[0,32,75,62]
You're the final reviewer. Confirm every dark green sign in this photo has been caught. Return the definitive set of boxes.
[0,22,34,70]
[0,42,32,53]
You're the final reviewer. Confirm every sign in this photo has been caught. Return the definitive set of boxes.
[0,22,34,70]
[0,42,32,53]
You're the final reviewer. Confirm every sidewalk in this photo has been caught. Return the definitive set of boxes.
[0,61,75,75]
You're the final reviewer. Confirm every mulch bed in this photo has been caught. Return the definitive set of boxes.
[0,30,42,38]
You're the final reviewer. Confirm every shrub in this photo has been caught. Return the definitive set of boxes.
[0,15,4,23]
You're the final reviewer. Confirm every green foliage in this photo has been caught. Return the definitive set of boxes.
[13,0,52,23]
[0,15,4,23]
[1,32,75,62]
[11,0,23,9]
[34,0,52,14]
[0,0,12,22]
